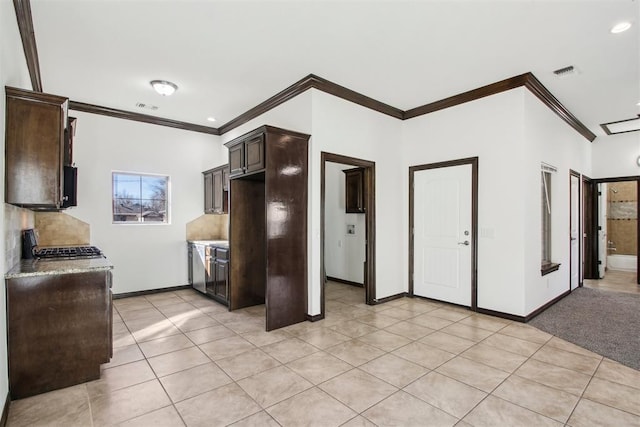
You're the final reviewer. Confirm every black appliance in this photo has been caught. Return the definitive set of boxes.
[22,229,38,259]
[62,166,78,208]
[21,228,103,260]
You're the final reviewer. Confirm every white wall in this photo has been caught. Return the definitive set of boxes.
[67,112,221,293]
[324,162,366,284]
[402,89,527,315]
[522,90,592,314]
[310,90,404,313]
[219,89,403,315]
[1,0,33,410]
[591,132,640,179]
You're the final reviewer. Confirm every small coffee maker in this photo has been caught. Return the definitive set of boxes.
[22,229,38,259]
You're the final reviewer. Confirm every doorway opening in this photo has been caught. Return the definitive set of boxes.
[320,152,376,319]
[584,177,640,293]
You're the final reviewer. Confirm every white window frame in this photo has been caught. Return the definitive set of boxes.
[541,163,557,273]
[112,171,171,225]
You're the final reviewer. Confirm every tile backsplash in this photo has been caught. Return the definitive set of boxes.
[34,212,90,247]
[186,214,229,241]
[4,204,34,272]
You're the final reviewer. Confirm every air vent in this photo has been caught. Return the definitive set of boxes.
[553,65,579,78]
[135,102,158,111]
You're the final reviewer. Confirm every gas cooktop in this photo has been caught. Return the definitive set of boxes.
[35,246,104,260]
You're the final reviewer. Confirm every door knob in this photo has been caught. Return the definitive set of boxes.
[458,241,470,246]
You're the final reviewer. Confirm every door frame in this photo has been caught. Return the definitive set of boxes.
[582,175,598,280]
[408,157,479,310]
[569,170,581,290]
[589,175,640,284]
[320,152,376,317]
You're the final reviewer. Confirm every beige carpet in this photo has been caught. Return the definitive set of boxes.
[530,287,640,370]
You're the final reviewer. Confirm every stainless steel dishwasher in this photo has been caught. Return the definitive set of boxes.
[189,243,207,294]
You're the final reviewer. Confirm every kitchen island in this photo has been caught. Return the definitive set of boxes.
[5,257,114,399]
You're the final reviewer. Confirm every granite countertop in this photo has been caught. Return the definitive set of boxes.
[5,257,114,279]
[188,240,229,248]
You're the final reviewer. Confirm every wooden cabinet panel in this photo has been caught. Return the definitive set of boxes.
[203,171,214,213]
[245,134,265,173]
[227,134,265,178]
[344,168,365,213]
[212,169,224,214]
[7,270,112,399]
[222,168,230,192]
[5,87,69,209]
[214,260,229,301]
[228,143,244,177]
[203,164,229,214]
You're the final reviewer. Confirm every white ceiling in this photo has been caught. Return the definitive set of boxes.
[30,0,639,137]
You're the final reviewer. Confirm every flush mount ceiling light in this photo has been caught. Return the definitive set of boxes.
[207,117,216,122]
[610,21,632,34]
[150,80,178,96]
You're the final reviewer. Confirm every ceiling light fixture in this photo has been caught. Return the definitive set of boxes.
[150,80,178,96]
[207,117,216,122]
[610,22,632,34]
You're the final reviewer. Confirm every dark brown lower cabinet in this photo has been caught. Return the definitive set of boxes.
[205,245,229,306]
[6,270,112,399]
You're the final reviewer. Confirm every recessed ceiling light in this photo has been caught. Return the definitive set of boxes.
[150,80,178,96]
[207,117,216,122]
[610,22,632,34]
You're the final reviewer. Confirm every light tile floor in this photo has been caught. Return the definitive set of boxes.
[584,269,640,295]
[7,281,640,426]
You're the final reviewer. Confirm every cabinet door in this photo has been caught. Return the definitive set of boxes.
[228,144,244,177]
[245,134,265,174]
[344,168,365,213]
[205,247,216,295]
[212,169,224,214]
[5,92,66,208]
[203,171,214,213]
[222,167,230,192]
[215,260,229,303]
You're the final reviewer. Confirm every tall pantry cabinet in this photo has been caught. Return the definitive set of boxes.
[225,125,310,331]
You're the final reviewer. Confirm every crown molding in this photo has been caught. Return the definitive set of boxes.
[13,0,42,92]
[69,101,220,135]
[216,74,403,134]
[523,73,596,142]
[13,1,596,141]
[405,73,596,142]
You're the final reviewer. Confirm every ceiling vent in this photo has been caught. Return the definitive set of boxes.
[553,65,579,78]
[135,102,158,111]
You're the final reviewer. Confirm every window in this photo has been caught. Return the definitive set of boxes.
[541,163,559,275]
[112,172,169,224]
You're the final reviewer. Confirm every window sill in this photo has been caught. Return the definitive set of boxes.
[541,262,561,276]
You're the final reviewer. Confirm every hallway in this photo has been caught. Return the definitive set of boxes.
[584,270,640,295]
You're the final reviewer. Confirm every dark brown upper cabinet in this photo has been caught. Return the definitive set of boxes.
[227,133,265,178]
[203,164,229,214]
[343,167,365,213]
[5,86,73,210]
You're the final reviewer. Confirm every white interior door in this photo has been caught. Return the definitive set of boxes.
[570,174,580,290]
[413,164,472,306]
